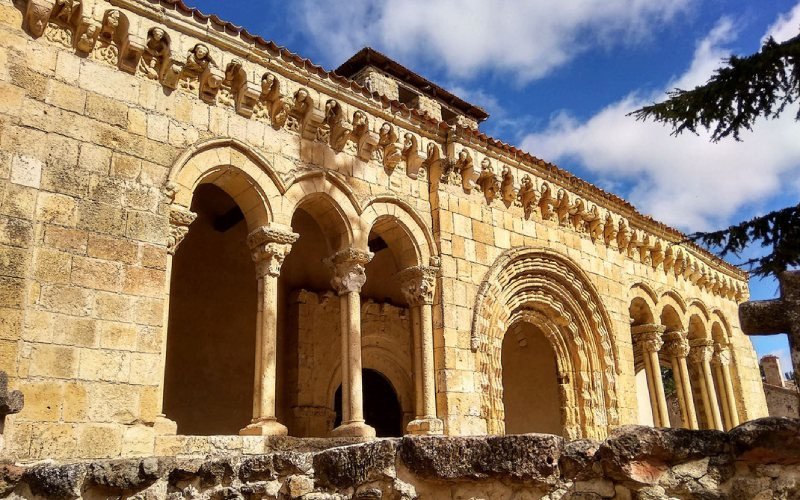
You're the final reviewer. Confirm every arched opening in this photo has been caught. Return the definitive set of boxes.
[635,368,655,426]
[333,369,403,437]
[660,305,684,428]
[163,184,256,435]
[501,322,561,435]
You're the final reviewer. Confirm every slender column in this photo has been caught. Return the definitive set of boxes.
[663,331,698,429]
[326,248,376,438]
[689,339,724,430]
[240,226,298,436]
[399,266,444,435]
[712,343,740,429]
[154,205,197,435]
[632,324,670,427]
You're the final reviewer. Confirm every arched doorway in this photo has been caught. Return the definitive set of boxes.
[501,322,561,435]
[163,184,256,435]
[333,369,403,437]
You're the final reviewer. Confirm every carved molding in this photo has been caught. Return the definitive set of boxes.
[631,324,666,353]
[663,331,690,358]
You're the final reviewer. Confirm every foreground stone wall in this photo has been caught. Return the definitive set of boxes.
[1,418,799,499]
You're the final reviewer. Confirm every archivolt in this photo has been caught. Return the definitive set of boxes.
[471,247,619,439]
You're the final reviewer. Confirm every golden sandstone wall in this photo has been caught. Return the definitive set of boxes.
[0,0,768,461]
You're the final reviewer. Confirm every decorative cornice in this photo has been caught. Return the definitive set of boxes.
[19,0,749,298]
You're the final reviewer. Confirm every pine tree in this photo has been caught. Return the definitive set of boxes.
[629,31,800,278]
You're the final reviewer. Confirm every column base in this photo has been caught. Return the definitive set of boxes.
[153,415,177,436]
[330,420,376,438]
[239,418,288,436]
[406,417,444,435]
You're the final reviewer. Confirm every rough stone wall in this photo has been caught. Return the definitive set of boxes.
[0,0,768,462]
[1,418,799,499]
[764,384,800,418]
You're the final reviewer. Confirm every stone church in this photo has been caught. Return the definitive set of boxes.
[0,0,769,461]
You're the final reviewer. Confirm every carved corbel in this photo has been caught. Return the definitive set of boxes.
[402,133,426,179]
[220,60,258,117]
[378,122,403,172]
[324,100,352,152]
[168,205,197,254]
[602,214,617,246]
[161,58,182,89]
[423,141,443,180]
[120,33,144,74]
[568,198,586,230]
[616,219,630,251]
[637,235,651,264]
[456,149,477,192]
[291,88,324,140]
[75,17,99,52]
[138,27,170,81]
[52,0,80,26]
[500,166,516,207]
[350,111,379,161]
[476,159,500,204]
[553,189,570,225]
[663,246,675,273]
[518,175,536,219]
[650,240,665,270]
[539,183,553,220]
[25,0,55,38]
[584,205,602,240]
[255,73,290,129]
[199,66,224,103]
[673,249,686,278]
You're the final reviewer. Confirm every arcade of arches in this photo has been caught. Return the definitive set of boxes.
[157,142,757,440]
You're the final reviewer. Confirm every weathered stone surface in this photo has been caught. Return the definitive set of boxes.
[0,463,24,496]
[314,439,398,488]
[24,463,87,499]
[401,433,563,484]
[0,370,23,418]
[596,425,728,485]
[86,457,168,491]
[729,417,800,464]
[560,439,601,481]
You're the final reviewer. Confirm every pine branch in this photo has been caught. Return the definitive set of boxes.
[687,203,800,278]
[629,32,800,142]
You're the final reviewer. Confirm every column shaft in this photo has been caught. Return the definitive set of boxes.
[721,362,740,427]
[420,302,436,418]
[701,359,723,430]
[339,294,351,423]
[714,363,731,429]
[649,350,670,427]
[678,357,698,429]
[240,225,297,436]
[346,290,365,424]
[410,305,423,418]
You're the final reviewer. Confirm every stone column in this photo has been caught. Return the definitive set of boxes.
[399,265,444,435]
[689,339,724,431]
[663,331,698,429]
[154,205,197,435]
[712,343,740,429]
[326,248,376,438]
[632,324,670,427]
[240,226,298,436]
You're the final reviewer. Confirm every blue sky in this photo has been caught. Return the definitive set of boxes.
[188,0,800,373]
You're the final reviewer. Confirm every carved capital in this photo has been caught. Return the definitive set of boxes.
[398,265,439,306]
[631,323,666,353]
[712,343,731,366]
[325,248,373,295]
[688,339,714,365]
[663,331,690,358]
[167,205,197,254]
[247,226,299,278]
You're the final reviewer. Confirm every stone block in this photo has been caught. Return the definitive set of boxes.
[86,93,129,128]
[32,247,72,284]
[77,423,123,459]
[17,380,62,421]
[71,256,122,292]
[63,381,88,422]
[77,201,127,236]
[0,184,37,219]
[98,321,139,351]
[38,284,91,316]
[10,154,42,189]
[29,343,78,378]
[45,79,86,114]
[79,348,130,382]
[126,210,166,244]
[86,383,139,424]
[43,226,88,254]
[122,266,165,297]
[36,192,78,226]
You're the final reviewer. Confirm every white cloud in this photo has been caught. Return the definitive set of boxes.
[764,3,800,42]
[298,0,692,82]
[520,9,800,232]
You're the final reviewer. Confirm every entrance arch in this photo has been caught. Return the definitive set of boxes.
[501,321,561,435]
[471,247,619,439]
[333,369,404,437]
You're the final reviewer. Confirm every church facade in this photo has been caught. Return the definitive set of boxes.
[0,0,768,460]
